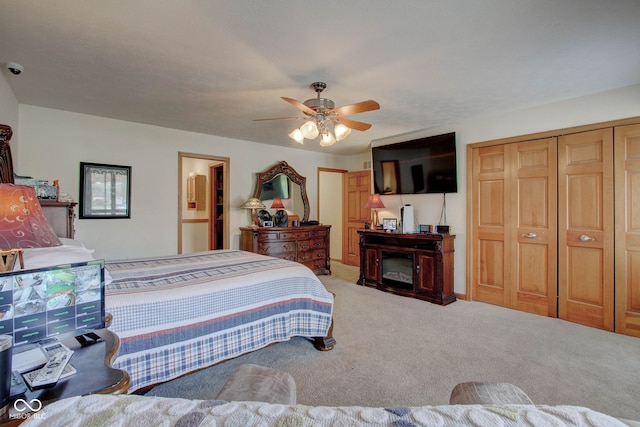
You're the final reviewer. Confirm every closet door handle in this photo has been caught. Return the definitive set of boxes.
[580,234,596,242]
[521,233,537,239]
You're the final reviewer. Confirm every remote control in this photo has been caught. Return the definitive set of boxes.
[41,341,72,357]
[10,370,27,398]
[22,363,76,388]
[26,348,73,388]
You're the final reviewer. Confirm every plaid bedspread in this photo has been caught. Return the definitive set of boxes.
[104,250,333,392]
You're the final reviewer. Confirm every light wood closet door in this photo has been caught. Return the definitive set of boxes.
[471,139,557,315]
[342,171,371,266]
[615,124,640,337]
[510,139,557,316]
[558,129,614,331]
[471,144,511,307]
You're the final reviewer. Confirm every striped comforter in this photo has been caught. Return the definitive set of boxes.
[104,250,333,392]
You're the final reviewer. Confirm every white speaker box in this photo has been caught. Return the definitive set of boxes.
[400,205,415,233]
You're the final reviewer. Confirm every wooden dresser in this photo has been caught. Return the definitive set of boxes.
[240,225,331,275]
[40,201,77,239]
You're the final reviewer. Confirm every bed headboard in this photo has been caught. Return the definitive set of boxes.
[0,124,16,184]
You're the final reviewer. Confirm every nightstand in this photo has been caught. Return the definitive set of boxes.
[2,328,128,424]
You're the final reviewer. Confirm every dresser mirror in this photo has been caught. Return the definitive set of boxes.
[253,161,310,223]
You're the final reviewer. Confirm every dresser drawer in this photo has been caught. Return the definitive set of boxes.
[257,241,296,255]
[298,249,327,262]
[303,259,329,273]
[257,232,280,241]
[297,238,326,252]
[309,229,328,238]
[279,230,313,240]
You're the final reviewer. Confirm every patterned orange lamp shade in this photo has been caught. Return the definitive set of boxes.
[364,193,385,227]
[0,184,62,250]
[270,198,285,209]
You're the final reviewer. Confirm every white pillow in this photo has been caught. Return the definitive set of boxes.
[20,245,113,284]
[58,238,86,247]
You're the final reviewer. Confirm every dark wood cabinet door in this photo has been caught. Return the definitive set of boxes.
[416,254,437,294]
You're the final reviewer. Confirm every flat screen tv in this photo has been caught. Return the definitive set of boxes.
[0,259,106,347]
[372,132,458,194]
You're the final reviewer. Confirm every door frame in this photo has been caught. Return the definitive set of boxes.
[178,152,230,253]
[318,167,347,262]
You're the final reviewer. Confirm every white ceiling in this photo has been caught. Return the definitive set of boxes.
[1,0,639,155]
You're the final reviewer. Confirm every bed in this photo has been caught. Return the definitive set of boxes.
[0,124,335,393]
[105,250,334,392]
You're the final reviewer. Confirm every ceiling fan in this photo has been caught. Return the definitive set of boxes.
[254,82,380,146]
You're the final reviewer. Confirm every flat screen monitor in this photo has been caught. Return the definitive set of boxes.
[0,260,106,347]
[372,132,458,194]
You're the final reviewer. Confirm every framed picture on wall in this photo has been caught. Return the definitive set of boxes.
[80,162,131,219]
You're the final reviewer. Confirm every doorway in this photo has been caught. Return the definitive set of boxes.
[318,168,347,262]
[178,152,229,253]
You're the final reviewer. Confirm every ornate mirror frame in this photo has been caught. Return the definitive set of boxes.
[0,124,15,184]
[253,161,310,222]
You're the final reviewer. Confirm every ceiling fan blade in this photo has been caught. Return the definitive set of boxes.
[281,97,316,115]
[253,117,302,122]
[331,100,380,116]
[335,117,372,131]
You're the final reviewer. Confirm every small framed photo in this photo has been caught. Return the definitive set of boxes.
[263,220,274,227]
[382,218,397,231]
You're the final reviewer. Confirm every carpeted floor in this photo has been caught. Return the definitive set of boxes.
[148,262,640,421]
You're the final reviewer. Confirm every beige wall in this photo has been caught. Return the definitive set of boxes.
[14,105,348,260]
[0,72,19,154]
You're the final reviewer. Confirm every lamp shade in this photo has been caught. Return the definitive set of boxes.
[288,129,304,144]
[0,184,62,249]
[334,123,351,141]
[270,198,285,209]
[300,121,319,139]
[240,198,266,210]
[364,193,385,209]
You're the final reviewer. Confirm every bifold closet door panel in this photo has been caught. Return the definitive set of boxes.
[471,145,511,308]
[509,139,557,317]
[558,129,614,331]
[615,124,640,337]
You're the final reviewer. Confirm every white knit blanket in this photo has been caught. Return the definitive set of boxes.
[16,394,638,426]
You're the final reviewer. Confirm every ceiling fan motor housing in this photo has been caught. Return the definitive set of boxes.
[303,97,335,112]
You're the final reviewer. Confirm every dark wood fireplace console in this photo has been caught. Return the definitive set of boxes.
[358,230,456,305]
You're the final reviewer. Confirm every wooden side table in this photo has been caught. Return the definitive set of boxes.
[2,328,129,424]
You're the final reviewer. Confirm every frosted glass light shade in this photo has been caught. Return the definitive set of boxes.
[300,121,319,139]
[288,129,304,144]
[334,124,351,141]
[320,132,336,146]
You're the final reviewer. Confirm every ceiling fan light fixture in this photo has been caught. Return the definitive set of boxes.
[334,123,351,141]
[300,121,319,139]
[288,129,304,144]
[257,82,379,148]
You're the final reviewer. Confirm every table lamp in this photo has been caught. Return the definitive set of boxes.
[364,193,385,228]
[240,197,266,228]
[270,198,285,210]
[0,184,62,270]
